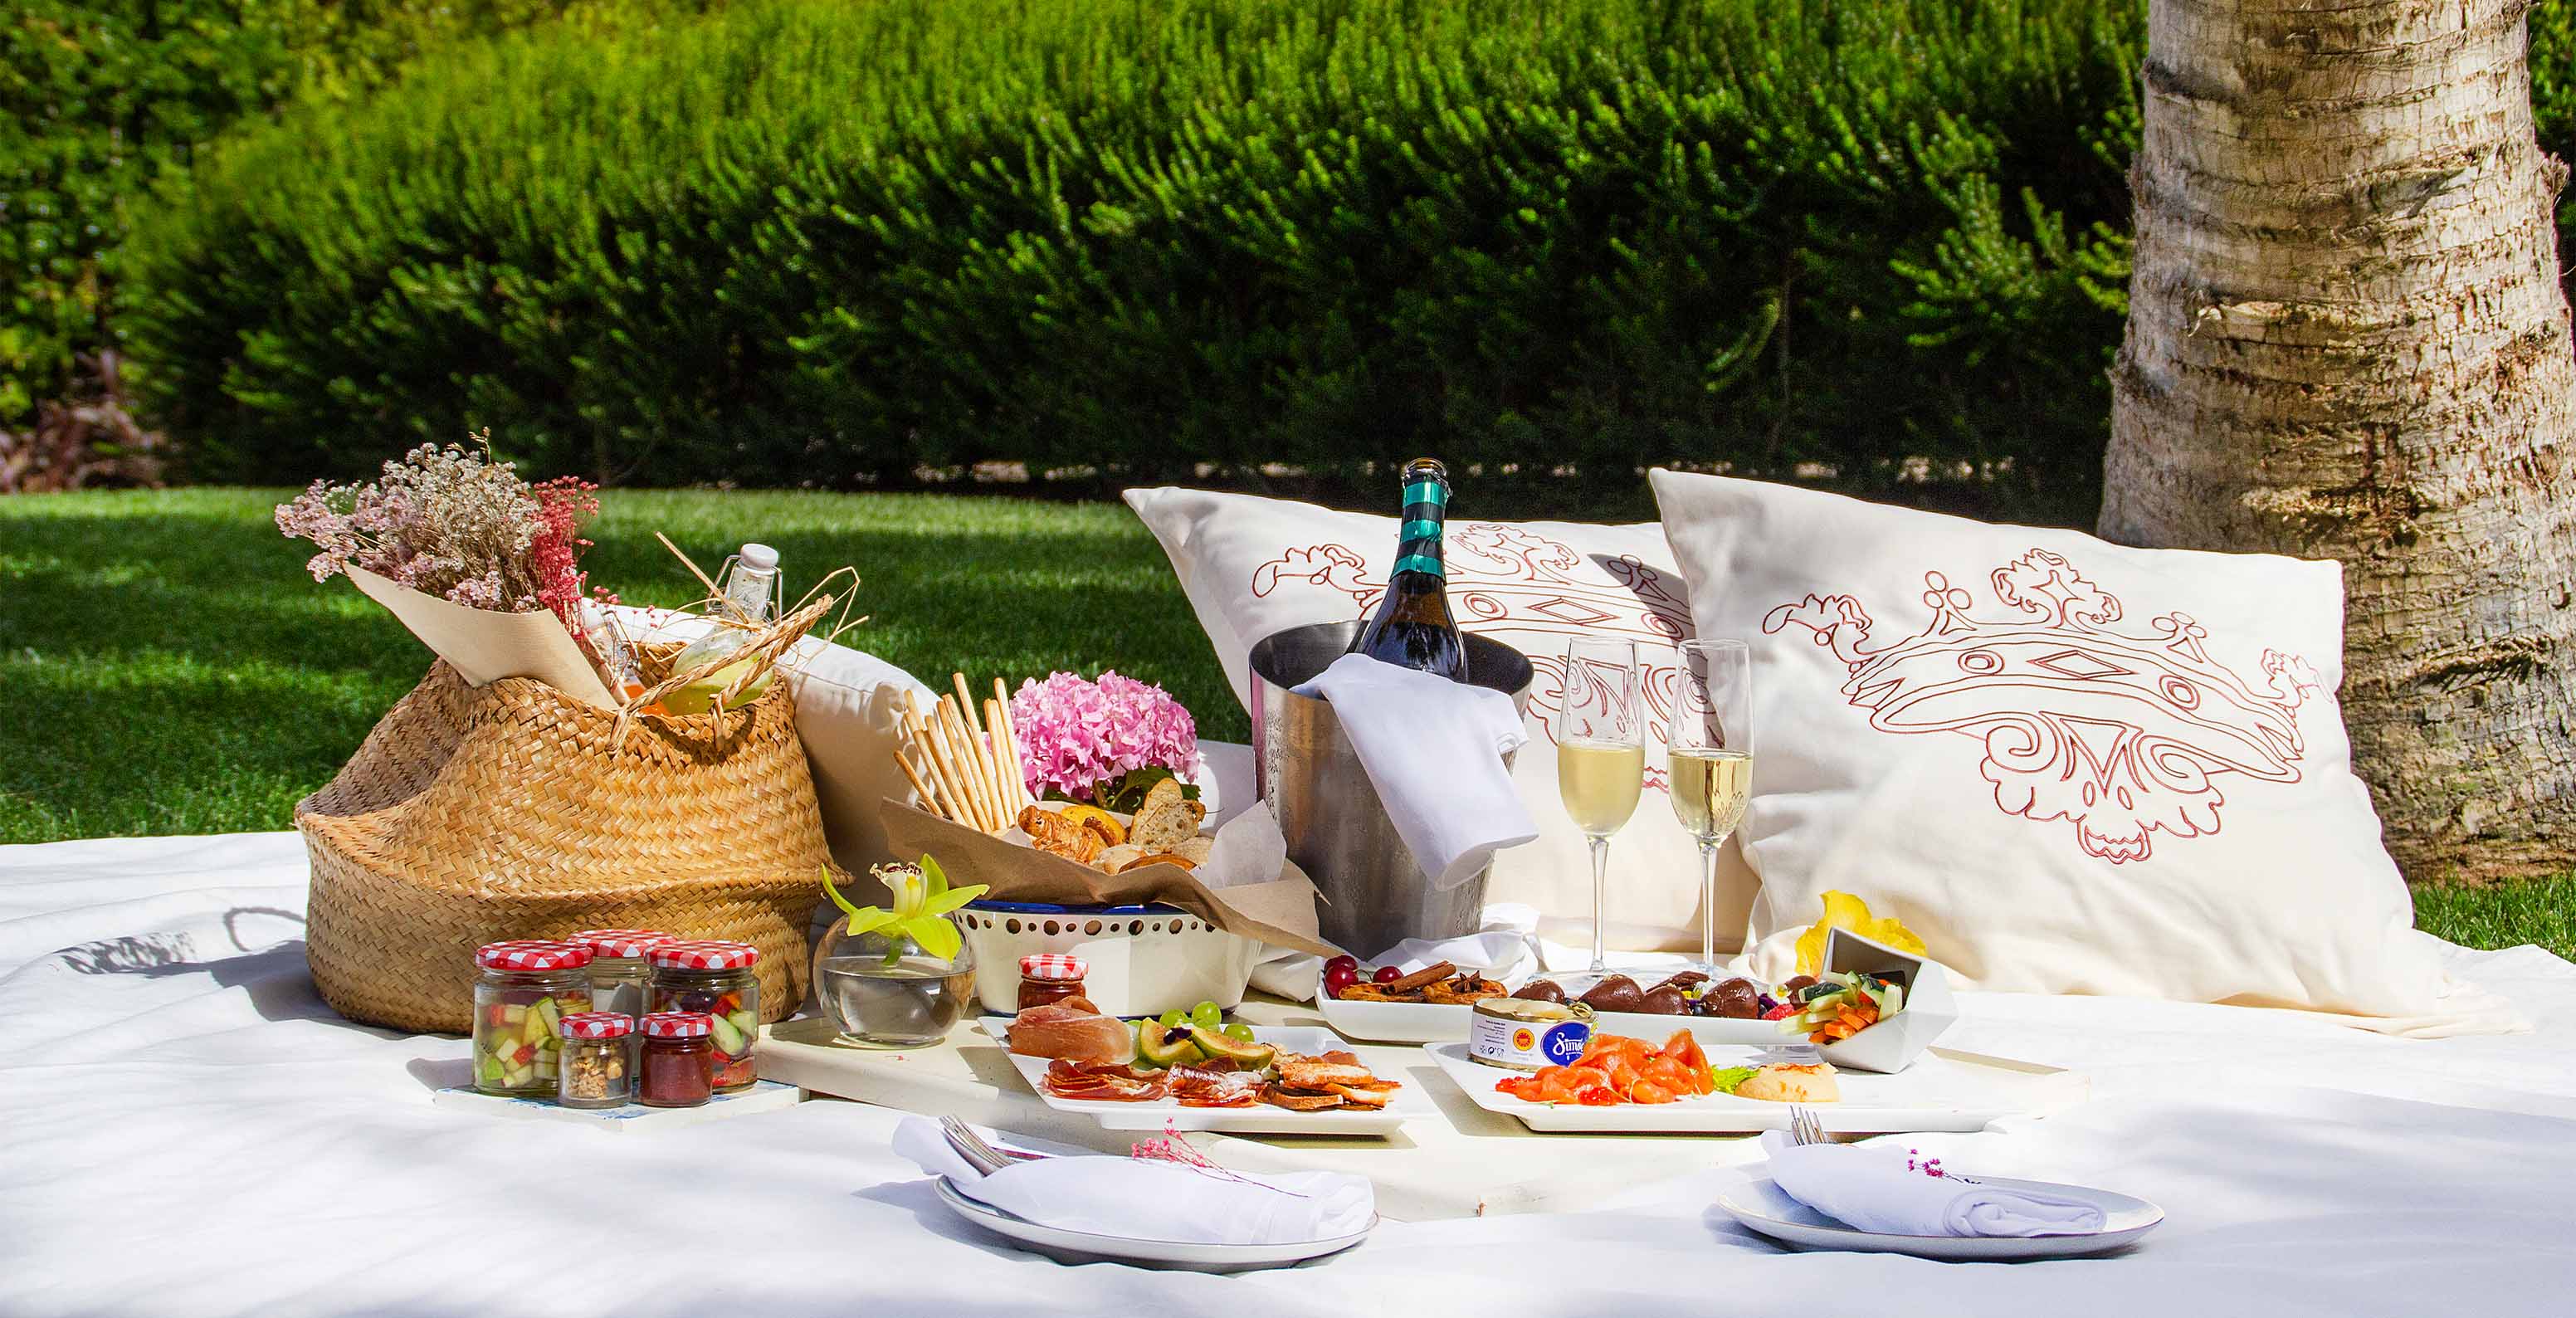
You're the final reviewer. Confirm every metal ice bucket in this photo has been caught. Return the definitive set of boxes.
[1249,621,1534,959]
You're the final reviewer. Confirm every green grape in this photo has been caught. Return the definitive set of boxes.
[1189,1001,1222,1031]
[1222,1023,1256,1042]
[1159,1009,1187,1029]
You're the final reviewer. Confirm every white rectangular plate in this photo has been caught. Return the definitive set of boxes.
[1428,1043,2083,1135]
[994,1024,1417,1135]
[1317,985,1788,1048]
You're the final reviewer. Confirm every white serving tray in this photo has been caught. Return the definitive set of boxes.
[1316,984,1794,1048]
[1427,1043,2082,1135]
[992,1023,1417,1135]
[430,1078,803,1128]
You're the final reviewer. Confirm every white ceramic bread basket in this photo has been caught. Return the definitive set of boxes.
[957,901,1263,1018]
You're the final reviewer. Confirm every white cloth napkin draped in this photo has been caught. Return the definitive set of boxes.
[1290,652,1536,892]
[894,1117,1376,1246]
[1759,1132,2107,1237]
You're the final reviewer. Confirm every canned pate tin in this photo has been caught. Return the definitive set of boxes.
[1469,996,1593,1071]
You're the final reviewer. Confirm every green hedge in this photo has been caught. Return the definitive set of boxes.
[0,0,712,427]
[123,0,2574,521]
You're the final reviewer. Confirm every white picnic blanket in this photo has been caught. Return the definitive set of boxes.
[4,827,2574,1316]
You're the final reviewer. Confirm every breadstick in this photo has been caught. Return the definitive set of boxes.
[906,705,978,828]
[950,674,1007,827]
[986,696,1025,812]
[937,698,1000,832]
[894,748,942,818]
[927,705,983,828]
[991,678,1030,811]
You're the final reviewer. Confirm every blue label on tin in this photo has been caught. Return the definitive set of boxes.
[1539,1020,1592,1067]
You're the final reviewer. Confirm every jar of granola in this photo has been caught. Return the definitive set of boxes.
[471,940,594,1097]
[637,1012,715,1108]
[570,928,668,1019]
[555,1012,636,1108]
[647,940,760,1092]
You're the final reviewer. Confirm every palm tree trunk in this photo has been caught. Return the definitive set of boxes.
[2103,0,2576,880]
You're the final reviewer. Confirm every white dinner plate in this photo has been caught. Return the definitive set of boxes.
[1428,1042,2083,1134]
[934,1178,1376,1271]
[1315,974,1790,1047]
[993,1023,1417,1135]
[1711,1166,2164,1260]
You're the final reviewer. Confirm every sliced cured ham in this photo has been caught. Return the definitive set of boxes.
[1042,1059,1168,1102]
[1007,998,1134,1066]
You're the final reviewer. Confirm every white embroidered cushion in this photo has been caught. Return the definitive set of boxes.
[1125,486,1756,954]
[1649,470,2509,1032]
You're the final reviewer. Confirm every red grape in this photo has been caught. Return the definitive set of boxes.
[1372,965,1402,984]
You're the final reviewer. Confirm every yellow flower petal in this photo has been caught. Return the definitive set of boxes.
[1794,891,1924,976]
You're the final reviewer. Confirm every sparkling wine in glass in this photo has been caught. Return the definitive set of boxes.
[1669,639,1753,976]
[1555,637,1645,976]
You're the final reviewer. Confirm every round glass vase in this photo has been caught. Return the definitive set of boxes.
[814,920,978,1047]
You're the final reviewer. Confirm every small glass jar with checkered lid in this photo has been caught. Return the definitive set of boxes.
[637,1012,715,1108]
[1016,954,1089,1012]
[471,940,594,1097]
[569,928,669,1019]
[554,1011,637,1109]
[647,940,760,1093]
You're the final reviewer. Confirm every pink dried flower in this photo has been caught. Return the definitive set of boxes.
[271,432,609,650]
[1008,671,1198,802]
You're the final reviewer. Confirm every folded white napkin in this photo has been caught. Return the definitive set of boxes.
[1291,652,1536,892]
[1759,1132,2106,1237]
[894,1117,1376,1246]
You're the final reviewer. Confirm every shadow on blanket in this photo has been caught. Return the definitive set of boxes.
[51,906,395,1032]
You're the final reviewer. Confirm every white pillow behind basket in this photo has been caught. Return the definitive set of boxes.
[1647,470,2514,1035]
[1125,486,1756,954]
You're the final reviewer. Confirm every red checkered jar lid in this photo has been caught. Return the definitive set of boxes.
[647,940,760,971]
[559,1011,635,1040]
[1019,954,1088,982]
[569,929,670,959]
[474,940,593,973]
[642,1011,712,1039]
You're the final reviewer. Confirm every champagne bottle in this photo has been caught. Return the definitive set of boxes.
[1347,458,1471,681]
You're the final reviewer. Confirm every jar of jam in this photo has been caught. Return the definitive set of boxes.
[471,940,594,1097]
[647,940,760,1092]
[570,928,668,1019]
[556,1011,636,1109]
[637,1012,714,1108]
[1017,954,1089,1011]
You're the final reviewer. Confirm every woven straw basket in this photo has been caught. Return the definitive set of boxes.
[298,654,842,1034]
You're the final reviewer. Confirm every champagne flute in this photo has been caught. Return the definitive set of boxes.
[1669,639,1753,977]
[1556,637,1645,978]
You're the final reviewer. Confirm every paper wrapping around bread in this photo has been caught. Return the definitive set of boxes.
[880,798,1338,958]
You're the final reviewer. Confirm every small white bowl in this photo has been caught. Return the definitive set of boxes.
[954,901,1262,1018]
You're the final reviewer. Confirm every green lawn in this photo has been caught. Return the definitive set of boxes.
[2,487,2568,961]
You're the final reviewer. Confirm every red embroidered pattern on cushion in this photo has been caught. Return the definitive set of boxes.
[1761,549,2320,863]
[1253,524,1690,784]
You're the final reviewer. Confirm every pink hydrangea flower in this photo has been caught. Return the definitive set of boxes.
[1008,671,1198,802]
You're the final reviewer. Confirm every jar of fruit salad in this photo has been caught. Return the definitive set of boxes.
[555,1011,637,1109]
[647,940,760,1092]
[570,928,668,1019]
[471,940,594,1097]
[637,1012,715,1108]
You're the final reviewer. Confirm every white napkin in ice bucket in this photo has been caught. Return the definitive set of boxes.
[895,1117,1375,1246]
[1759,1132,2107,1237]
[1291,652,1537,892]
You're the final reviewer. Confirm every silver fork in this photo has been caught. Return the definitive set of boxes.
[939,1115,1043,1177]
[1787,1105,1830,1146]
